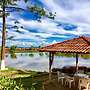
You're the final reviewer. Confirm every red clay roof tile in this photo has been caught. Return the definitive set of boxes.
[39,36,90,54]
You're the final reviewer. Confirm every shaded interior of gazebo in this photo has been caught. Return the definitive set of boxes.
[39,36,90,80]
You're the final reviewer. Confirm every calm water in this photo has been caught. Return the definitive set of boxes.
[5,53,90,72]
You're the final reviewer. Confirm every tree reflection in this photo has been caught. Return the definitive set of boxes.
[39,52,44,56]
[29,53,34,57]
[9,45,17,59]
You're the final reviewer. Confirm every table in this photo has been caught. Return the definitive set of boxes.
[74,73,89,78]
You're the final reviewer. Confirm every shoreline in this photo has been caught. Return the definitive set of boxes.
[4,48,90,59]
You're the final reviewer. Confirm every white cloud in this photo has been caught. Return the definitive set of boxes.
[38,0,90,36]
[18,18,85,36]
[1,0,90,46]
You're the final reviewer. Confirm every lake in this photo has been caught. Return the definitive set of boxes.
[5,52,90,72]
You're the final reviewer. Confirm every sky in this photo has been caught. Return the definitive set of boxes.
[0,0,90,47]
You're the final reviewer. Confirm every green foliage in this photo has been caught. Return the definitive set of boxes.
[0,0,55,20]
[21,53,23,56]
[80,54,90,59]
[47,12,56,20]
[0,71,43,90]
[9,45,16,54]
[86,72,90,75]
[56,52,74,57]
[31,81,43,90]
[0,0,15,7]
[7,36,14,40]
[14,76,43,90]
[55,52,76,58]
[29,53,34,57]
[0,12,10,17]
[0,0,29,18]
[12,20,24,33]
[16,29,22,33]
[45,52,48,56]
[39,52,44,56]
[27,5,56,21]
[10,53,17,58]
[9,45,17,58]
[0,76,24,90]
[55,52,90,59]
[0,0,28,7]
[28,5,45,16]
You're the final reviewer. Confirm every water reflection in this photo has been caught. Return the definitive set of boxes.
[5,53,90,72]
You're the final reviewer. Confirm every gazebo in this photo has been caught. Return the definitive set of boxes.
[39,36,90,80]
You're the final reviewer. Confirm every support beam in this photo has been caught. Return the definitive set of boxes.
[49,52,54,81]
[76,53,79,73]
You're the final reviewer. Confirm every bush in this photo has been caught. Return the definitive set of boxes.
[9,45,17,59]
[39,52,44,56]
[0,77,24,90]
[9,45,16,54]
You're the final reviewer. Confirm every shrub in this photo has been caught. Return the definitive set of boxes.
[0,76,24,90]
[9,45,16,54]
[9,45,17,58]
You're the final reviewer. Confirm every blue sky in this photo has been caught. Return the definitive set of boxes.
[0,0,90,47]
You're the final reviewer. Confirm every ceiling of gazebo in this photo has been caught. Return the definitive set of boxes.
[39,36,90,54]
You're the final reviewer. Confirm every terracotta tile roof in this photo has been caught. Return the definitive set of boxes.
[39,36,90,54]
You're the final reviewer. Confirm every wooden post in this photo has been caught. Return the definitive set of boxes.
[49,52,54,81]
[76,53,79,73]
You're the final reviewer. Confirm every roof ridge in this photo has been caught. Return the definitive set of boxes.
[80,36,90,45]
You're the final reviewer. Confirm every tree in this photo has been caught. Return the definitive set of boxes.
[0,0,56,70]
[9,45,17,58]
[27,5,56,22]
[0,0,29,70]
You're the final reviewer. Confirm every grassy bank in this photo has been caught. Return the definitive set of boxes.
[55,52,90,59]
[0,67,48,90]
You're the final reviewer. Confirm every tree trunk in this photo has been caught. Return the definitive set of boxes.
[1,0,6,70]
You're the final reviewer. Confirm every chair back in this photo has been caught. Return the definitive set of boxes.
[78,78,90,90]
